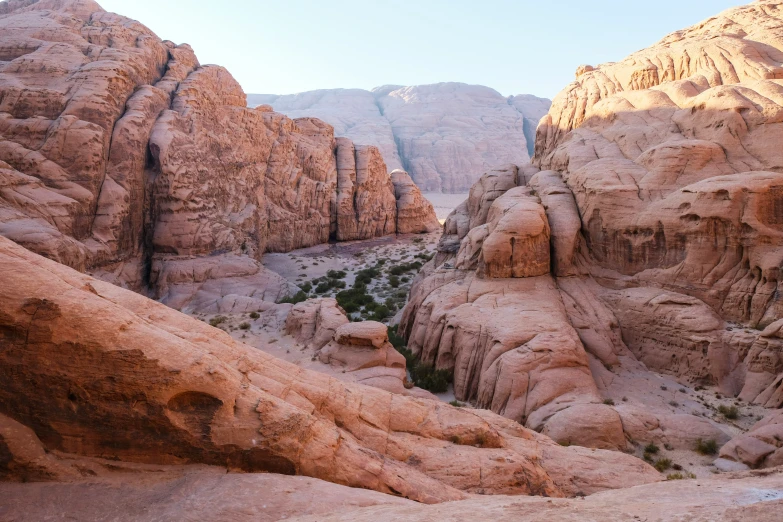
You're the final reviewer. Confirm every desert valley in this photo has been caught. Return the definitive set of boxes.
[1,0,783,520]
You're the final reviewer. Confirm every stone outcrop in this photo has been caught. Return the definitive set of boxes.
[390,170,441,233]
[401,1,783,451]
[0,235,662,501]
[250,85,552,192]
[284,299,431,397]
[0,0,437,312]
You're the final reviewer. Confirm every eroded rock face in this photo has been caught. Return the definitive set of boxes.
[251,85,552,192]
[0,236,661,500]
[402,1,783,451]
[390,170,441,234]
[0,0,437,312]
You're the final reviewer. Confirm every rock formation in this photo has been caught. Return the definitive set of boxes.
[250,85,552,192]
[401,0,783,454]
[0,0,437,313]
[0,235,662,502]
[390,170,442,233]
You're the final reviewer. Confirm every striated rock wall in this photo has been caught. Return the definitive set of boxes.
[402,1,783,456]
[0,0,437,312]
[250,85,552,192]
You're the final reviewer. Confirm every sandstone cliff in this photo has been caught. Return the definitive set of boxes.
[0,0,438,312]
[401,0,783,460]
[249,85,552,192]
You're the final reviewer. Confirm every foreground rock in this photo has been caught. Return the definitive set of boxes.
[402,1,783,453]
[250,85,552,192]
[0,0,438,313]
[295,467,783,521]
[0,236,661,502]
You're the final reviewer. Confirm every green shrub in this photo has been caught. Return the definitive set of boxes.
[449,400,463,407]
[209,316,227,327]
[603,398,615,406]
[718,405,739,420]
[300,282,312,293]
[249,311,260,319]
[336,287,375,313]
[370,305,390,321]
[279,291,308,305]
[315,282,330,293]
[409,364,452,393]
[389,261,423,276]
[389,275,400,288]
[387,326,406,349]
[654,458,672,472]
[695,439,718,455]
[239,322,251,330]
[327,270,347,279]
[644,443,660,455]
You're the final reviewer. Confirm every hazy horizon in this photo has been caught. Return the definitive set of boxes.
[98,0,746,99]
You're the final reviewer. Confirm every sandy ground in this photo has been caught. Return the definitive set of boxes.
[423,192,469,222]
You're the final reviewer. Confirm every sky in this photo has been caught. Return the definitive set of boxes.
[98,0,747,100]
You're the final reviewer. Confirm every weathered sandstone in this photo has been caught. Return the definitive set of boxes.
[251,85,552,192]
[0,235,661,501]
[402,1,783,452]
[0,0,437,311]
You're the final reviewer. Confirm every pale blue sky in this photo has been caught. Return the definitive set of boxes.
[98,0,746,99]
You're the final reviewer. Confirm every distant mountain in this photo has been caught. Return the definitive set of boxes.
[249,83,550,193]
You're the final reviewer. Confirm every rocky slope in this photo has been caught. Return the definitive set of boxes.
[401,0,783,463]
[0,0,438,313]
[249,85,551,192]
[0,235,661,502]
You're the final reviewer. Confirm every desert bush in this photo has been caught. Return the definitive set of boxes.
[209,316,227,327]
[718,405,739,420]
[279,291,308,305]
[449,400,463,407]
[249,311,260,319]
[603,398,615,406]
[327,270,346,279]
[370,305,390,321]
[387,326,406,349]
[409,363,452,393]
[644,443,660,454]
[695,438,718,455]
[389,275,400,288]
[239,322,251,330]
[654,458,672,472]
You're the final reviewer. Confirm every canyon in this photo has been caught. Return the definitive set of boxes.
[249,85,551,193]
[1,0,783,520]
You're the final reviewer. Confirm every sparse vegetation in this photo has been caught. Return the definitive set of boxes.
[718,405,739,420]
[695,438,718,455]
[409,363,452,393]
[249,311,260,319]
[209,316,228,327]
[278,291,308,305]
[644,443,660,455]
[449,400,463,407]
[654,458,672,472]
[603,398,615,406]
[239,322,251,330]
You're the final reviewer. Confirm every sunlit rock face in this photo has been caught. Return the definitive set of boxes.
[0,0,437,312]
[250,85,551,193]
[402,0,783,456]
